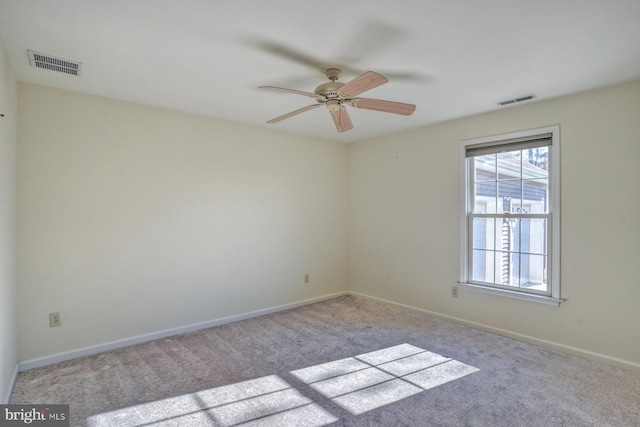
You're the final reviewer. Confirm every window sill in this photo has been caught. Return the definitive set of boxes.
[457,282,563,306]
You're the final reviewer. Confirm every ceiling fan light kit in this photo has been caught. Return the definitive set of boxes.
[259,68,416,133]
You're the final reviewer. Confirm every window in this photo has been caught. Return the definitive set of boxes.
[459,126,561,305]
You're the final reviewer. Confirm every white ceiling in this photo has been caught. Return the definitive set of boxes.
[1,0,639,143]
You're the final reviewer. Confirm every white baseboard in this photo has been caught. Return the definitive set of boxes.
[18,290,639,373]
[348,291,640,373]
[18,291,348,372]
[2,364,18,404]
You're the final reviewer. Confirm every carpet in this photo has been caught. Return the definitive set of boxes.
[10,295,640,426]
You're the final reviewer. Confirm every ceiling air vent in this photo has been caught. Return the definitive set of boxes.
[498,94,536,106]
[27,50,82,76]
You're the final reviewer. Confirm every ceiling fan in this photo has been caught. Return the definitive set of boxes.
[259,68,416,133]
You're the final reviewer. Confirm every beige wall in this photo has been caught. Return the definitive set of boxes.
[0,39,17,402]
[348,80,640,365]
[14,78,640,368]
[17,84,348,361]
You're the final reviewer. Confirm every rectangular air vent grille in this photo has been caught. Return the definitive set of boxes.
[498,94,536,106]
[28,50,82,76]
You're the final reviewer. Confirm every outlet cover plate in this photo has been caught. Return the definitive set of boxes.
[49,312,61,327]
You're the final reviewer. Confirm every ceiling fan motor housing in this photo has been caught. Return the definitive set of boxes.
[314,81,346,100]
[325,99,342,112]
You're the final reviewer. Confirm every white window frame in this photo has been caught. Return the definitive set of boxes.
[459,125,562,306]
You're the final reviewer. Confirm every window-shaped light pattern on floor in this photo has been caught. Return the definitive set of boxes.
[87,375,337,426]
[291,343,479,415]
[87,344,478,425]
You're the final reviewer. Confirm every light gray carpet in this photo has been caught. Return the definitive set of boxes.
[10,295,640,426]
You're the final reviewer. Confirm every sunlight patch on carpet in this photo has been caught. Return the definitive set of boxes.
[87,344,477,425]
[291,343,479,415]
[87,375,337,426]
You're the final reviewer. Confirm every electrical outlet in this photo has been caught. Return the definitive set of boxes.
[304,274,310,284]
[451,286,459,298]
[49,312,61,327]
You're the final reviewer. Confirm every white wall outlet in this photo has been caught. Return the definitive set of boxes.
[49,311,62,327]
[304,274,310,284]
[451,286,459,298]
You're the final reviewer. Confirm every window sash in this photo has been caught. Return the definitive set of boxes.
[467,212,552,296]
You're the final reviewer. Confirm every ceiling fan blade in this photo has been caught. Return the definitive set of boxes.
[248,38,361,76]
[349,98,416,115]
[329,106,354,133]
[252,40,326,70]
[266,104,320,124]
[338,71,388,97]
[336,21,404,65]
[259,86,320,99]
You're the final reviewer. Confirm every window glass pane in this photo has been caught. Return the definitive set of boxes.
[522,147,549,177]
[521,218,547,255]
[510,198,524,215]
[474,199,487,213]
[510,252,520,287]
[472,218,497,250]
[474,183,496,213]
[497,181,521,213]
[496,219,511,253]
[520,254,547,291]
[474,154,496,180]
[473,155,496,213]
[495,251,511,285]
[523,179,548,213]
[497,151,521,181]
[507,218,520,253]
[472,250,494,283]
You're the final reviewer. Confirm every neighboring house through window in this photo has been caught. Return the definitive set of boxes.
[459,126,561,305]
